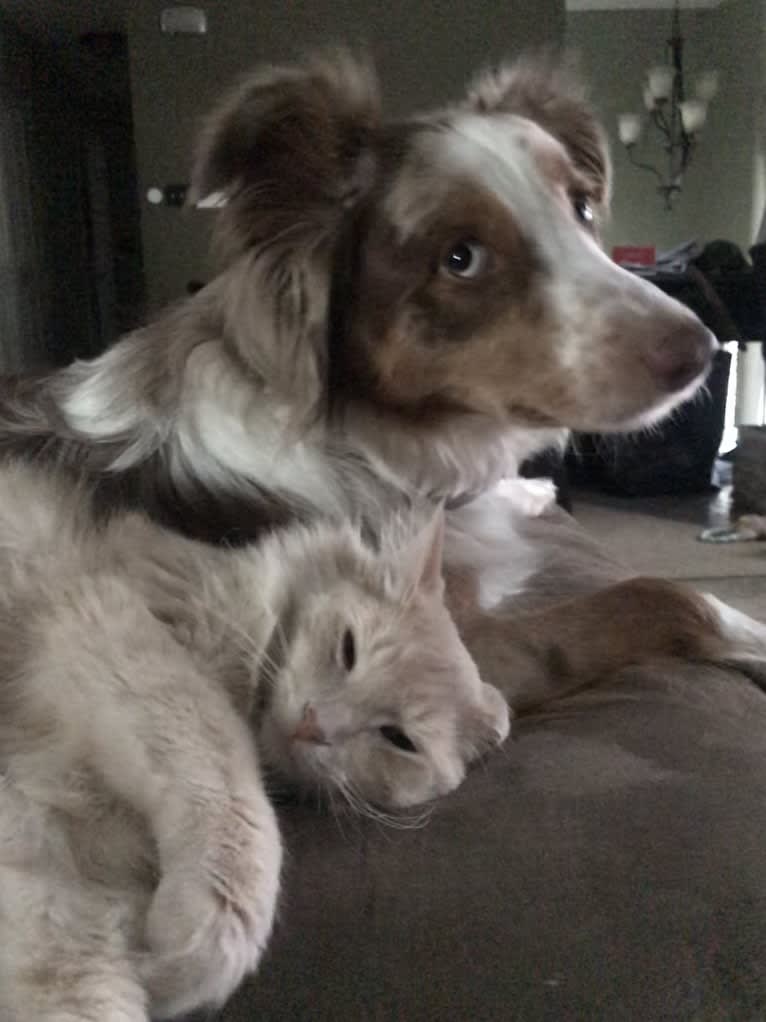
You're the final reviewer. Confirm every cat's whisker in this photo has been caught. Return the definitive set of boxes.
[336,777,433,832]
[271,616,292,670]
[335,779,369,822]
[326,787,358,843]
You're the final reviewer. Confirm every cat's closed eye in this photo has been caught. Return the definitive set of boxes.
[341,628,356,672]
[379,725,417,753]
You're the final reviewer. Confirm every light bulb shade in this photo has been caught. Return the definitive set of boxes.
[618,113,643,145]
[647,65,675,100]
[680,99,707,134]
[694,70,719,102]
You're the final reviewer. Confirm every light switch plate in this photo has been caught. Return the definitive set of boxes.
[160,6,208,35]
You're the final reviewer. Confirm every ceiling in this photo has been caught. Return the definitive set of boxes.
[0,0,728,44]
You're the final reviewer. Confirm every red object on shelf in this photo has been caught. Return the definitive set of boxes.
[612,245,656,267]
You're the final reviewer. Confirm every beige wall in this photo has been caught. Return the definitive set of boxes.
[567,0,765,255]
[128,0,565,310]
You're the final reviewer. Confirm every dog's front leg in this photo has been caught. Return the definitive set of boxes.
[449,575,766,711]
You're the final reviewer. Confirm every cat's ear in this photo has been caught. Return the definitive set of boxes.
[465,683,511,756]
[405,507,445,596]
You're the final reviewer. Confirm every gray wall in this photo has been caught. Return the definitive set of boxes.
[567,0,765,254]
[127,0,565,310]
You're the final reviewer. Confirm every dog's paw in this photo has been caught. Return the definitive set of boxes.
[142,807,282,1018]
[737,514,766,539]
[496,477,558,518]
[704,594,766,655]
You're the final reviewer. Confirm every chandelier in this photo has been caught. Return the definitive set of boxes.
[617,0,719,210]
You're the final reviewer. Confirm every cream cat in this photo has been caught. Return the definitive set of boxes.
[0,463,509,1022]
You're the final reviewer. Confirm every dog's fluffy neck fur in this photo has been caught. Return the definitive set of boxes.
[45,273,563,537]
[186,304,558,495]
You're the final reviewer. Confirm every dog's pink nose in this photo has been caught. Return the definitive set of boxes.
[643,319,717,393]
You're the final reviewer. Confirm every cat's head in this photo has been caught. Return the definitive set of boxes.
[255,509,510,811]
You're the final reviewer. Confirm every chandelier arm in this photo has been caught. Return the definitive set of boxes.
[679,134,695,174]
[624,0,709,209]
[625,147,666,185]
[651,106,673,141]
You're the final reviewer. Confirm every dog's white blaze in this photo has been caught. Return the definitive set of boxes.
[437,114,712,427]
[437,118,624,369]
[442,115,655,321]
[442,115,587,257]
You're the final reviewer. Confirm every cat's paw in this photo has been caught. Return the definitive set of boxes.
[141,803,282,1019]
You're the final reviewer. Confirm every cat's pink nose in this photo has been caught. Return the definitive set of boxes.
[290,704,327,744]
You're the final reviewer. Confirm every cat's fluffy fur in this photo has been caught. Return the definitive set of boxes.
[0,463,508,1021]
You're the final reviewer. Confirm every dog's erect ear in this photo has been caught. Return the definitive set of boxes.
[190,50,382,259]
[463,53,611,207]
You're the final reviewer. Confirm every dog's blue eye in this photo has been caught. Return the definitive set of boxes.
[443,239,487,279]
[573,196,594,226]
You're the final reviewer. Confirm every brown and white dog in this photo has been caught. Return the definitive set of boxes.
[0,52,714,535]
[0,51,762,703]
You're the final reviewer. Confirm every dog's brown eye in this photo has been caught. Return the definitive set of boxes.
[341,628,356,672]
[572,195,594,226]
[379,725,417,753]
[442,239,487,279]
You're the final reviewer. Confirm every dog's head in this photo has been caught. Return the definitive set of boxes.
[192,51,715,434]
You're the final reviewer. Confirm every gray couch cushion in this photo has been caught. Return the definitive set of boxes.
[218,656,766,1021]
[206,505,766,1021]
